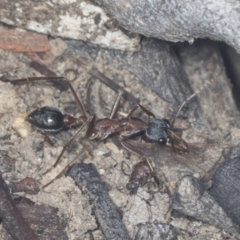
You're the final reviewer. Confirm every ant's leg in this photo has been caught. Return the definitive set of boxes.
[127,104,156,118]
[42,157,74,190]
[169,134,208,175]
[38,130,54,146]
[61,77,87,118]
[1,76,87,118]
[109,90,123,119]
[42,146,87,190]
[169,132,189,153]
[42,116,93,176]
[42,141,92,190]
[119,139,153,172]
[119,138,144,157]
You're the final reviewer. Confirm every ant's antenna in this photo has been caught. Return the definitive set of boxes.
[170,68,223,128]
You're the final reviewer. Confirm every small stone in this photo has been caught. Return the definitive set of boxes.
[12,113,31,138]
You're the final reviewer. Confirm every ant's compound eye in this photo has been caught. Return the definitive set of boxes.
[158,138,167,145]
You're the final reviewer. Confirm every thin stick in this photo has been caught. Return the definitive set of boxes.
[89,66,140,106]
[29,61,68,91]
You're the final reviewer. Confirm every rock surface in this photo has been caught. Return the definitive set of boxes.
[95,0,240,53]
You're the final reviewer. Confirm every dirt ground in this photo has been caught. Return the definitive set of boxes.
[0,37,240,240]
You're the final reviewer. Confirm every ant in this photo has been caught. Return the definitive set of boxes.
[1,69,221,189]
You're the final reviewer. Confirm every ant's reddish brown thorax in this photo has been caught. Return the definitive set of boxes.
[118,117,148,139]
[88,118,121,140]
[88,117,148,141]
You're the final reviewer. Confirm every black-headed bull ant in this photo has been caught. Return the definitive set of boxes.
[1,70,222,191]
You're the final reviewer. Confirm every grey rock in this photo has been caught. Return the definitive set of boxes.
[210,157,240,232]
[172,175,240,237]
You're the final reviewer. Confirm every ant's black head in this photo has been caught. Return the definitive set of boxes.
[145,118,170,145]
[26,106,64,132]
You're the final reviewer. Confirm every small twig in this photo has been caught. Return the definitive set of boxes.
[29,61,68,91]
[89,66,140,106]
[29,61,57,77]
[0,174,38,240]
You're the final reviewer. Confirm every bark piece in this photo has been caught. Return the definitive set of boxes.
[14,197,68,240]
[0,174,37,240]
[0,26,50,52]
[68,163,131,240]
[0,1,140,51]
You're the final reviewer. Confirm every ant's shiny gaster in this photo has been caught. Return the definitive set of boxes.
[26,106,87,132]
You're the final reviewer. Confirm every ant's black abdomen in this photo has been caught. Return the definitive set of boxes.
[26,106,64,132]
